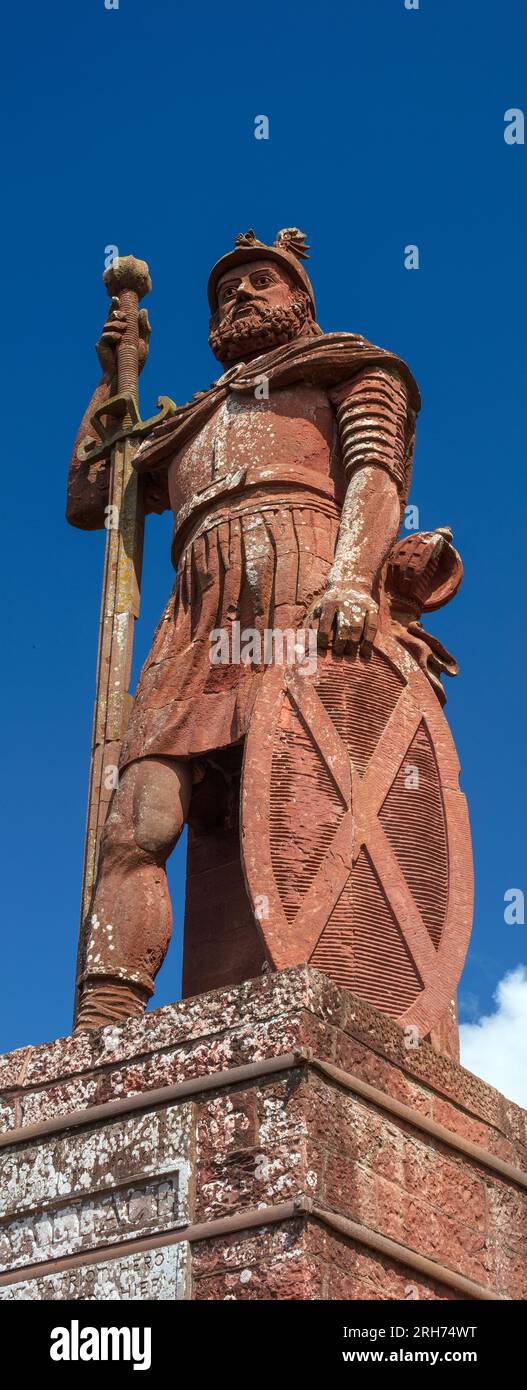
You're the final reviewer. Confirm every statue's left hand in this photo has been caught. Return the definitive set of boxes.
[304,582,379,654]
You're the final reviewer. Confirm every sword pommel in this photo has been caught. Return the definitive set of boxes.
[103,255,152,300]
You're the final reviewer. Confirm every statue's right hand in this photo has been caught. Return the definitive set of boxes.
[96,296,150,380]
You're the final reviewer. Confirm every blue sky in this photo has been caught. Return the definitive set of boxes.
[0,0,525,1055]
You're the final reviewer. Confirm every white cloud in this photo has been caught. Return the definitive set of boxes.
[459,965,527,1107]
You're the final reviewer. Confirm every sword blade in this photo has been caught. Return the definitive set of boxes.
[73,262,149,1024]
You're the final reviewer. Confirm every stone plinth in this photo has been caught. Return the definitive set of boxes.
[0,968,525,1300]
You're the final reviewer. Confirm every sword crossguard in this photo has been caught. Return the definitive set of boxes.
[90,393,141,440]
[77,395,177,464]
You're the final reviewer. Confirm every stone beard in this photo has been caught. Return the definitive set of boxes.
[208,287,315,362]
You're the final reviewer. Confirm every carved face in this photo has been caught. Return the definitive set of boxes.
[209,258,312,364]
[217,259,293,321]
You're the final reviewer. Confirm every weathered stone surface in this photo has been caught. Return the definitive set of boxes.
[0,1103,192,1278]
[2,967,526,1145]
[0,1100,16,1134]
[1,1245,187,1301]
[0,1104,192,1221]
[241,632,472,1046]
[11,968,339,1092]
[1,970,525,1300]
[0,1178,181,1275]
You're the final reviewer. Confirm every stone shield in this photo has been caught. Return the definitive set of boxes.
[240,632,473,1037]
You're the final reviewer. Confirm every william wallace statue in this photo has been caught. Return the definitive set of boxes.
[67,229,472,1054]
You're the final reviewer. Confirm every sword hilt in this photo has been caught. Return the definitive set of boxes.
[103,255,152,400]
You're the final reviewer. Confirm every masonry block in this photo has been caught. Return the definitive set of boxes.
[0,968,525,1300]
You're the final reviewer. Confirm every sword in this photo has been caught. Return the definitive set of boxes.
[73,255,175,1024]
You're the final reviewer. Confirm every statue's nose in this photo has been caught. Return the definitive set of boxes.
[235,282,253,301]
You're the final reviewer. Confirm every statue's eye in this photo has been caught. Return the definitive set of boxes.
[254,275,270,287]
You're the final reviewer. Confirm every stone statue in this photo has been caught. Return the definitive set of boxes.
[68,230,472,1053]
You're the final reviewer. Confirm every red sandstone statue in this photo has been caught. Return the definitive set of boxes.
[68,230,472,1054]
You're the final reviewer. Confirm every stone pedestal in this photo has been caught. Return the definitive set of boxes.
[0,968,525,1301]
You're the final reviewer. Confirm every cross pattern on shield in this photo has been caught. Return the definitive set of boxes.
[241,632,473,1037]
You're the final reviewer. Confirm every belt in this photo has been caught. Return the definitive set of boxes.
[171,463,343,568]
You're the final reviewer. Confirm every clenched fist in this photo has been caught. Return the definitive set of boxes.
[96,296,151,381]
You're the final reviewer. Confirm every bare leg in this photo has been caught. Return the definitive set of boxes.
[76,757,192,1031]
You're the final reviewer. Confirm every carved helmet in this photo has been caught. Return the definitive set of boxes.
[208,228,317,318]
